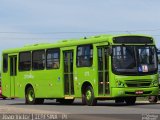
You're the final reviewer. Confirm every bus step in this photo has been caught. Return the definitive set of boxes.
[64,96,74,99]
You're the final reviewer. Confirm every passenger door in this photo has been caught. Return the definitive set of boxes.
[97,46,110,96]
[63,50,74,97]
[9,55,17,98]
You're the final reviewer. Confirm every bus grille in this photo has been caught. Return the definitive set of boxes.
[125,80,151,87]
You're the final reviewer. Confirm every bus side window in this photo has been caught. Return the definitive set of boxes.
[77,45,93,67]
[32,50,45,70]
[46,49,60,69]
[19,52,31,71]
[3,54,8,73]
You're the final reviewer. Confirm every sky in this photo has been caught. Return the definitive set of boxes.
[1,0,160,54]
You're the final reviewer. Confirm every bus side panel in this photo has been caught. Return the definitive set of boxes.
[17,69,64,98]
[74,67,97,98]
[34,70,64,98]
[15,72,27,98]
[1,73,11,98]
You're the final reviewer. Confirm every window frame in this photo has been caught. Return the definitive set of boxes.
[46,48,60,69]
[76,44,93,67]
[19,51,32,72]
[111,45,158,76]
[3,54,8,73]
[32,50,46,70]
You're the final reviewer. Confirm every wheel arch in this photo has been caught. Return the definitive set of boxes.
[81,81,93,95]
[25,83,34,94]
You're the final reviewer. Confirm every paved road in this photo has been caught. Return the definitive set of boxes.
[0,98,160,120]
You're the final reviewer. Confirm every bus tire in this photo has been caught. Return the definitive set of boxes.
[125,97,136,105]
[82,94,86,105]
[84,86,97,106]
[148,96,158,103]
[25,86,36,104]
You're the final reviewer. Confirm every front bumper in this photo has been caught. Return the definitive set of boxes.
[111,87,159,97]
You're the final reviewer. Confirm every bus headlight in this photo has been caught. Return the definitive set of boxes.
[116,80,125,88]
[151,80,159,87]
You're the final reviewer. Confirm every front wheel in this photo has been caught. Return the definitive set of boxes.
[84,86,97,106]
[82,94,86,105]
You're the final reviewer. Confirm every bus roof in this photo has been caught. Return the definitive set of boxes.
[2,34,155,54]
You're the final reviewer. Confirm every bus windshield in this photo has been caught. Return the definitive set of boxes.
[112,46,157,75]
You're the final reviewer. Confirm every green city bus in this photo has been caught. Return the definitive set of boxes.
[1,34,159,105]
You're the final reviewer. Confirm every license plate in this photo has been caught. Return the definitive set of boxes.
[135,90,143,95]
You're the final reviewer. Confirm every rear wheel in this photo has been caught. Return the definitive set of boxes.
[84,86,97,106]
[148,96,158,103]
[25,86,35,104]
[25,86,44,104]
[125,97,136,105]
[82,94,86,105]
